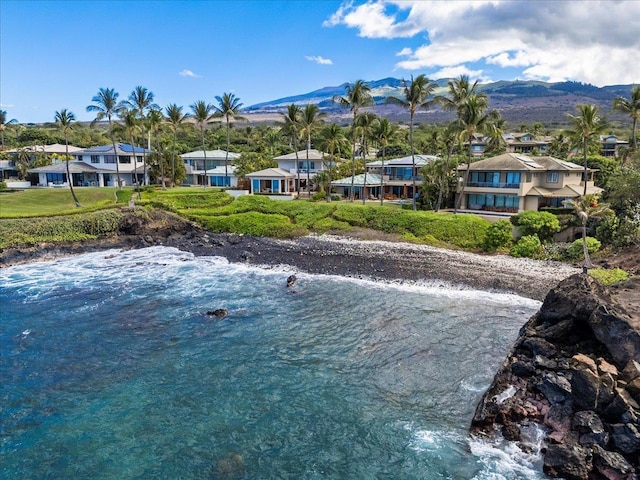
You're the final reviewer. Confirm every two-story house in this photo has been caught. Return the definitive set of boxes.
[180,149,241,187]
[30,143,150,187]
[331,154,438,200]
[504,133,550,154]
[600,135,629,157]
[273,149,332,192]
[456,153,602,213]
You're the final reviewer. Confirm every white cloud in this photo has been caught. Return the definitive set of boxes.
[326,0,640,85]
[179,69,201,78]
[429,65,485,81]
[305,55,333,65]
[0,103,15,108]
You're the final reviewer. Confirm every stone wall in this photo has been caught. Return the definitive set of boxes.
[471,274,640,480]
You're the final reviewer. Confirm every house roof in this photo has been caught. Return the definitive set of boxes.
[6,143,83,154]
[76,143,151,155]
[207,165,238,175]
[366,154,439,167]
[331,173,382,187]
[274,149,326,161]
[246,167,293,178]
[528,185,604,198]
[29,161,106,174]
[180,149,240,160]
[457,153,588,172]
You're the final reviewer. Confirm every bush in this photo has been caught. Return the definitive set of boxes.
[567,237,601,259]
[512,211,560,242]
[0,181,7,191]
[588,268,630,285]
[482,220,513,252]
[510,235,543,258]
[195,211,308,238]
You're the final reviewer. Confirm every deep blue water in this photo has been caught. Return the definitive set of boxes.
[1,247,546,479]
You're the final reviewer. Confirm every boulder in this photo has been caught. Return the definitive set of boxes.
[543,443,592,480]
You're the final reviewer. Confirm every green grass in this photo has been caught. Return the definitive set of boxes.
[588,268,630,285]
[0,187,130,218]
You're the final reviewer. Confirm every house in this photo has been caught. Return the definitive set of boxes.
[273,149,332,192]
[180,149,240,186]
[333,154,438,200]
[246,168,295,196]
[456,153,603,213]
[3,143,83,180]
[29,143,150,187]
[504,133,550,154]
[600,135,629,157]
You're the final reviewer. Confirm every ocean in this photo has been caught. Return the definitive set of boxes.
[1,246,547,479]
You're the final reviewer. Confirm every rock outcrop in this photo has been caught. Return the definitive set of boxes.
[471,274,640,480]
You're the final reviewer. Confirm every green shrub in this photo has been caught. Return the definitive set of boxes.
[588,268,630,285]
[542,242,572,261]
[483,220,513,252]
[311,191,327,201]
[0,181,7,191]
[195,212,308,238]
[115,189,133,204]
[510,235,543,258]
[512,211,560,243]
[567,237,601,258]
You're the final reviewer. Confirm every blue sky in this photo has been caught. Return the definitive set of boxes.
[2,0,639,123]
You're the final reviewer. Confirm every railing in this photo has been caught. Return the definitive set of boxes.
[467,182,520,189]
[387,175,423,181]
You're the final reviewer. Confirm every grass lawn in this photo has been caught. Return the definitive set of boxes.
[0,187,132,218]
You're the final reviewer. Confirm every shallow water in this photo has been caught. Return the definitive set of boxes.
[1,247,547,479]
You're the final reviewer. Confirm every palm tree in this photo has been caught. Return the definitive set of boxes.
[333,80,374,201]
[299,104,325,194]
[165,103,189,187]
[87,88,122,189]
[372,118,400,205]
[54,109,80,207]
[354,111,377,204]
[214,93,246,187]
[114,108,142,197]
[317,123,349,202]
[386,74,438,210]
[455,94,496,212]
[0,110,18,151]
[438,74,483,115]
[125,86,158,185]
[278,104,302,195]
[190,101,214,188]
[148,108,165,189]
[566,104,608,195]
[262,126,282,156]
[564,195,614,272]
[612,85,640,151]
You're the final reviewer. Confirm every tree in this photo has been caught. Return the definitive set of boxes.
[165,103,189,188]
[612,85,640,151]
[438,74,483,115]
[0,110,18,151]
[387,74,438,210]
[190,101,214,188]
[114,108,142,197]
[54,109,80,207]
[124,86,158,186]
[148,108,166,189]
[278,104,302,195]
[87,88,122,188]
[354,112,377,203]
[299,104,325,194]
[455,94,497,211]
[214,92,246,187]
[566,104,608,195]
[333,80,373,201]
[372,118,400,205]
[316,123,349,202]
[564,195,614,271]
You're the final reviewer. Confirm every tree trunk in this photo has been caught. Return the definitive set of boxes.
[583,137,588,196]
[225,118,230,187]
[582,220,592,270]
[65,138,80,207]
[410,113,417,211]
[108,115,122,190]
[380,146,385,206]
[201,128,208,189]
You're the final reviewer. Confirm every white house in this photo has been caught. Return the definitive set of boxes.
[246,168,295,195]
[273,149,332,192]
[30,143,150,187]
[180,149,241,187]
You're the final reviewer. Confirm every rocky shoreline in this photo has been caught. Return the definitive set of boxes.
[0,210,579,301]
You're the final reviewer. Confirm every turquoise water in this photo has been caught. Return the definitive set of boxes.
[1,247,546,479]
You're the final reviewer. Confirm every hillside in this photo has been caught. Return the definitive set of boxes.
[244,79,635,128]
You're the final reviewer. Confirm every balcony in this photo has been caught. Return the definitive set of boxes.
[467,182,520,189]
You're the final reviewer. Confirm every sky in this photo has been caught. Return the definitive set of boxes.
[1,0,639,124]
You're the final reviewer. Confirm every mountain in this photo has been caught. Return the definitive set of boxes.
[245,79,635,128]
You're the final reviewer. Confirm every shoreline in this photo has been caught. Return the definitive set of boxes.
[0,224,580,301]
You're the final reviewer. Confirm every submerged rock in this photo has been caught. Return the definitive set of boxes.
[206,309,228,318]
[471,274,640,479]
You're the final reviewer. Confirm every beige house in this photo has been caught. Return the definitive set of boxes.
[456,153,603,213]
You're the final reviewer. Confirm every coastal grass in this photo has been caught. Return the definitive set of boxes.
[588,268,630,285]
[0,209,124,248]
[142,190,490,249]
[0,187,129,218]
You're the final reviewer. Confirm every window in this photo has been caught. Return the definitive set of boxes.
[104,155,116,164]
[136,156,143,163]
[91,155,100,164]
[470,171,500,186]
[46,173,65,183]
[506,172,521,186]
[546,171,559,183]
[118,156,131,164]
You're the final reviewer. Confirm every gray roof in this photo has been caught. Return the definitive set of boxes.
[457,153,587,172]
[366,154,438,167]
[246,167,294,178]
[6,143,83,154]
[29,161,105,174]
[180,149,240,160]
[76,143,151,155]
[331,173,382,187]
[274,149,327,160]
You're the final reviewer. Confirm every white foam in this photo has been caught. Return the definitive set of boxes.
[469,433,546,480]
